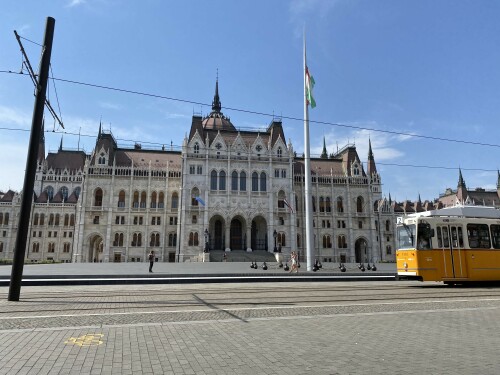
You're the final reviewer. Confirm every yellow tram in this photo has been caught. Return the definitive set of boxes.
[396,205,500,284]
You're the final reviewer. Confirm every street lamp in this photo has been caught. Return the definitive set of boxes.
[204,228,209,253]
[273,229,277,252]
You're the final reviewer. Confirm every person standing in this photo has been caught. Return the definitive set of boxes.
[290,251,299,273]
[148,250,155,273]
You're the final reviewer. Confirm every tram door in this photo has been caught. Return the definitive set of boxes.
[437,225,467,279]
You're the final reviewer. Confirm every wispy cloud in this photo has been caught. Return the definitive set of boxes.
[66,0,86,7]
[0,105,31,128]
[98,101,121,110]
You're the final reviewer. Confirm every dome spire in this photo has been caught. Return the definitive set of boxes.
[212,70,221,113]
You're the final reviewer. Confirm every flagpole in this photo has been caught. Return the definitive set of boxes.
[303,34,314,272]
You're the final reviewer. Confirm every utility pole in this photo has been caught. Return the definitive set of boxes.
[9,17,55,301]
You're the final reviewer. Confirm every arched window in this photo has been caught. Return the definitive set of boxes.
[3,213,8,226]
[94,188,103,207]
[278,232,286,247]
[132,191,139,208]
[260,172,266,192]
[150,232,160,247]
[191,187,200,206]
[252,172,259,191]
[171,192,179,209]
[231,171,238,191]
[46,186,54,201]
[194,142,200,154]
[49,214,54,226]
[312,196,317,212]
[278,190,286,208]
[323,235,332,248]
[240,171,246,191]
[64,214,69,226]
[297,234,301,248]
[386,220,391,232]
[158,192,165,208]
[114,233,124,246]
[337,197,344,213]
[70,214,75,226]
[295,196,299,212]
[32,242,39,253]
[338,235,347,248]
[118,190,126,208]
[140,191,147,208]
[40,214,45,226]
[357,196,364,213]
[277,147,282,158]
[189,232,195,246]
[74,187,81,198]
[63,243,71,253]
[325,197,331,213]
[33,213,39,226]
[210,170,218,190]
[386,245,392,255]
[60,186,68,202]
[219,170,226,191]
[168,233,177,247]
[55,214,60,226]
[319,197,325,213]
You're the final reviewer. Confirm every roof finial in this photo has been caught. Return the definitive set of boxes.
[320,136,328,158]
[59,135,63,152]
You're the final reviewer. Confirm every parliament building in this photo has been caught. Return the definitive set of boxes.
[0,82,396,264]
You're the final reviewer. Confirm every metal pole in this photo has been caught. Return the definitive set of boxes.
[9,17,55,301]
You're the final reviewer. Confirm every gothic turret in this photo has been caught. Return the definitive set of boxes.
[201,78,236,131]
[367,138,377,176]
[320,137,328,158]
[457,168,468,203]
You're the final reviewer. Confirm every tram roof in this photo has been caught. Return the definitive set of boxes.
[406,205,500,219]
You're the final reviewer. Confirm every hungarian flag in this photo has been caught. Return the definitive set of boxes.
[283,198,294,213]
[305,66,316,108]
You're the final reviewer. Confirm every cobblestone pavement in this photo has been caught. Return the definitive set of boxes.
[1,282,499,374]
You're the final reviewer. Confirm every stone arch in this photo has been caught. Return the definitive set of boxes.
[88,233,104,263]
[355,237,369,263]
[230,215,247,250]
[209,215,226,250]
[251,215,268,251]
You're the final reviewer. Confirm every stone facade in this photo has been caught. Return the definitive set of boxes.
[0,82,396,264]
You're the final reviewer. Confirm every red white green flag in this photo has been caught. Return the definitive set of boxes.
[305,66,316,108]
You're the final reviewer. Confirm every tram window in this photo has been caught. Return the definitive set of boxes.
[442,227,450,248]
[491,225,500,249]
[457,227,464,248]
[451,227,458,248]
[467,224,490,249]
[417,223,432,249]
[437,227,442,248]
[397,224,415,249]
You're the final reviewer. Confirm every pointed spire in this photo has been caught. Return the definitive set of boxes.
[212,74,221,113]
[418,193,422,204]
[367,137,377,176]
[320,136,328,158]
[59,135,63,152]
[368,137,374,160]
[458,168,466,189]
[389,193,392,204]
[98,120,102,136]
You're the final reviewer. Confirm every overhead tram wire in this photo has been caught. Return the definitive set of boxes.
[2,69,500,149]
[0,125,496,173]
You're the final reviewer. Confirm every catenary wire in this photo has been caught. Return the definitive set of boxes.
[1,69,500,149]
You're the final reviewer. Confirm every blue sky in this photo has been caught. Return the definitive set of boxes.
[1,0,499,202]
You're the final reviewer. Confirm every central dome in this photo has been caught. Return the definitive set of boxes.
[202,79,236,131]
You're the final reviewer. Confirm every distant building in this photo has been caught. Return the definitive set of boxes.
[0,81,394,264]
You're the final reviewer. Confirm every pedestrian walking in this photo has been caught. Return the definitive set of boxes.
[148,250,155,273]
[223,252,227,262]
[290,251,299,273]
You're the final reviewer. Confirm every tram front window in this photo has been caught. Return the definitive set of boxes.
[417,223,432,249]
[397,224,415,249]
